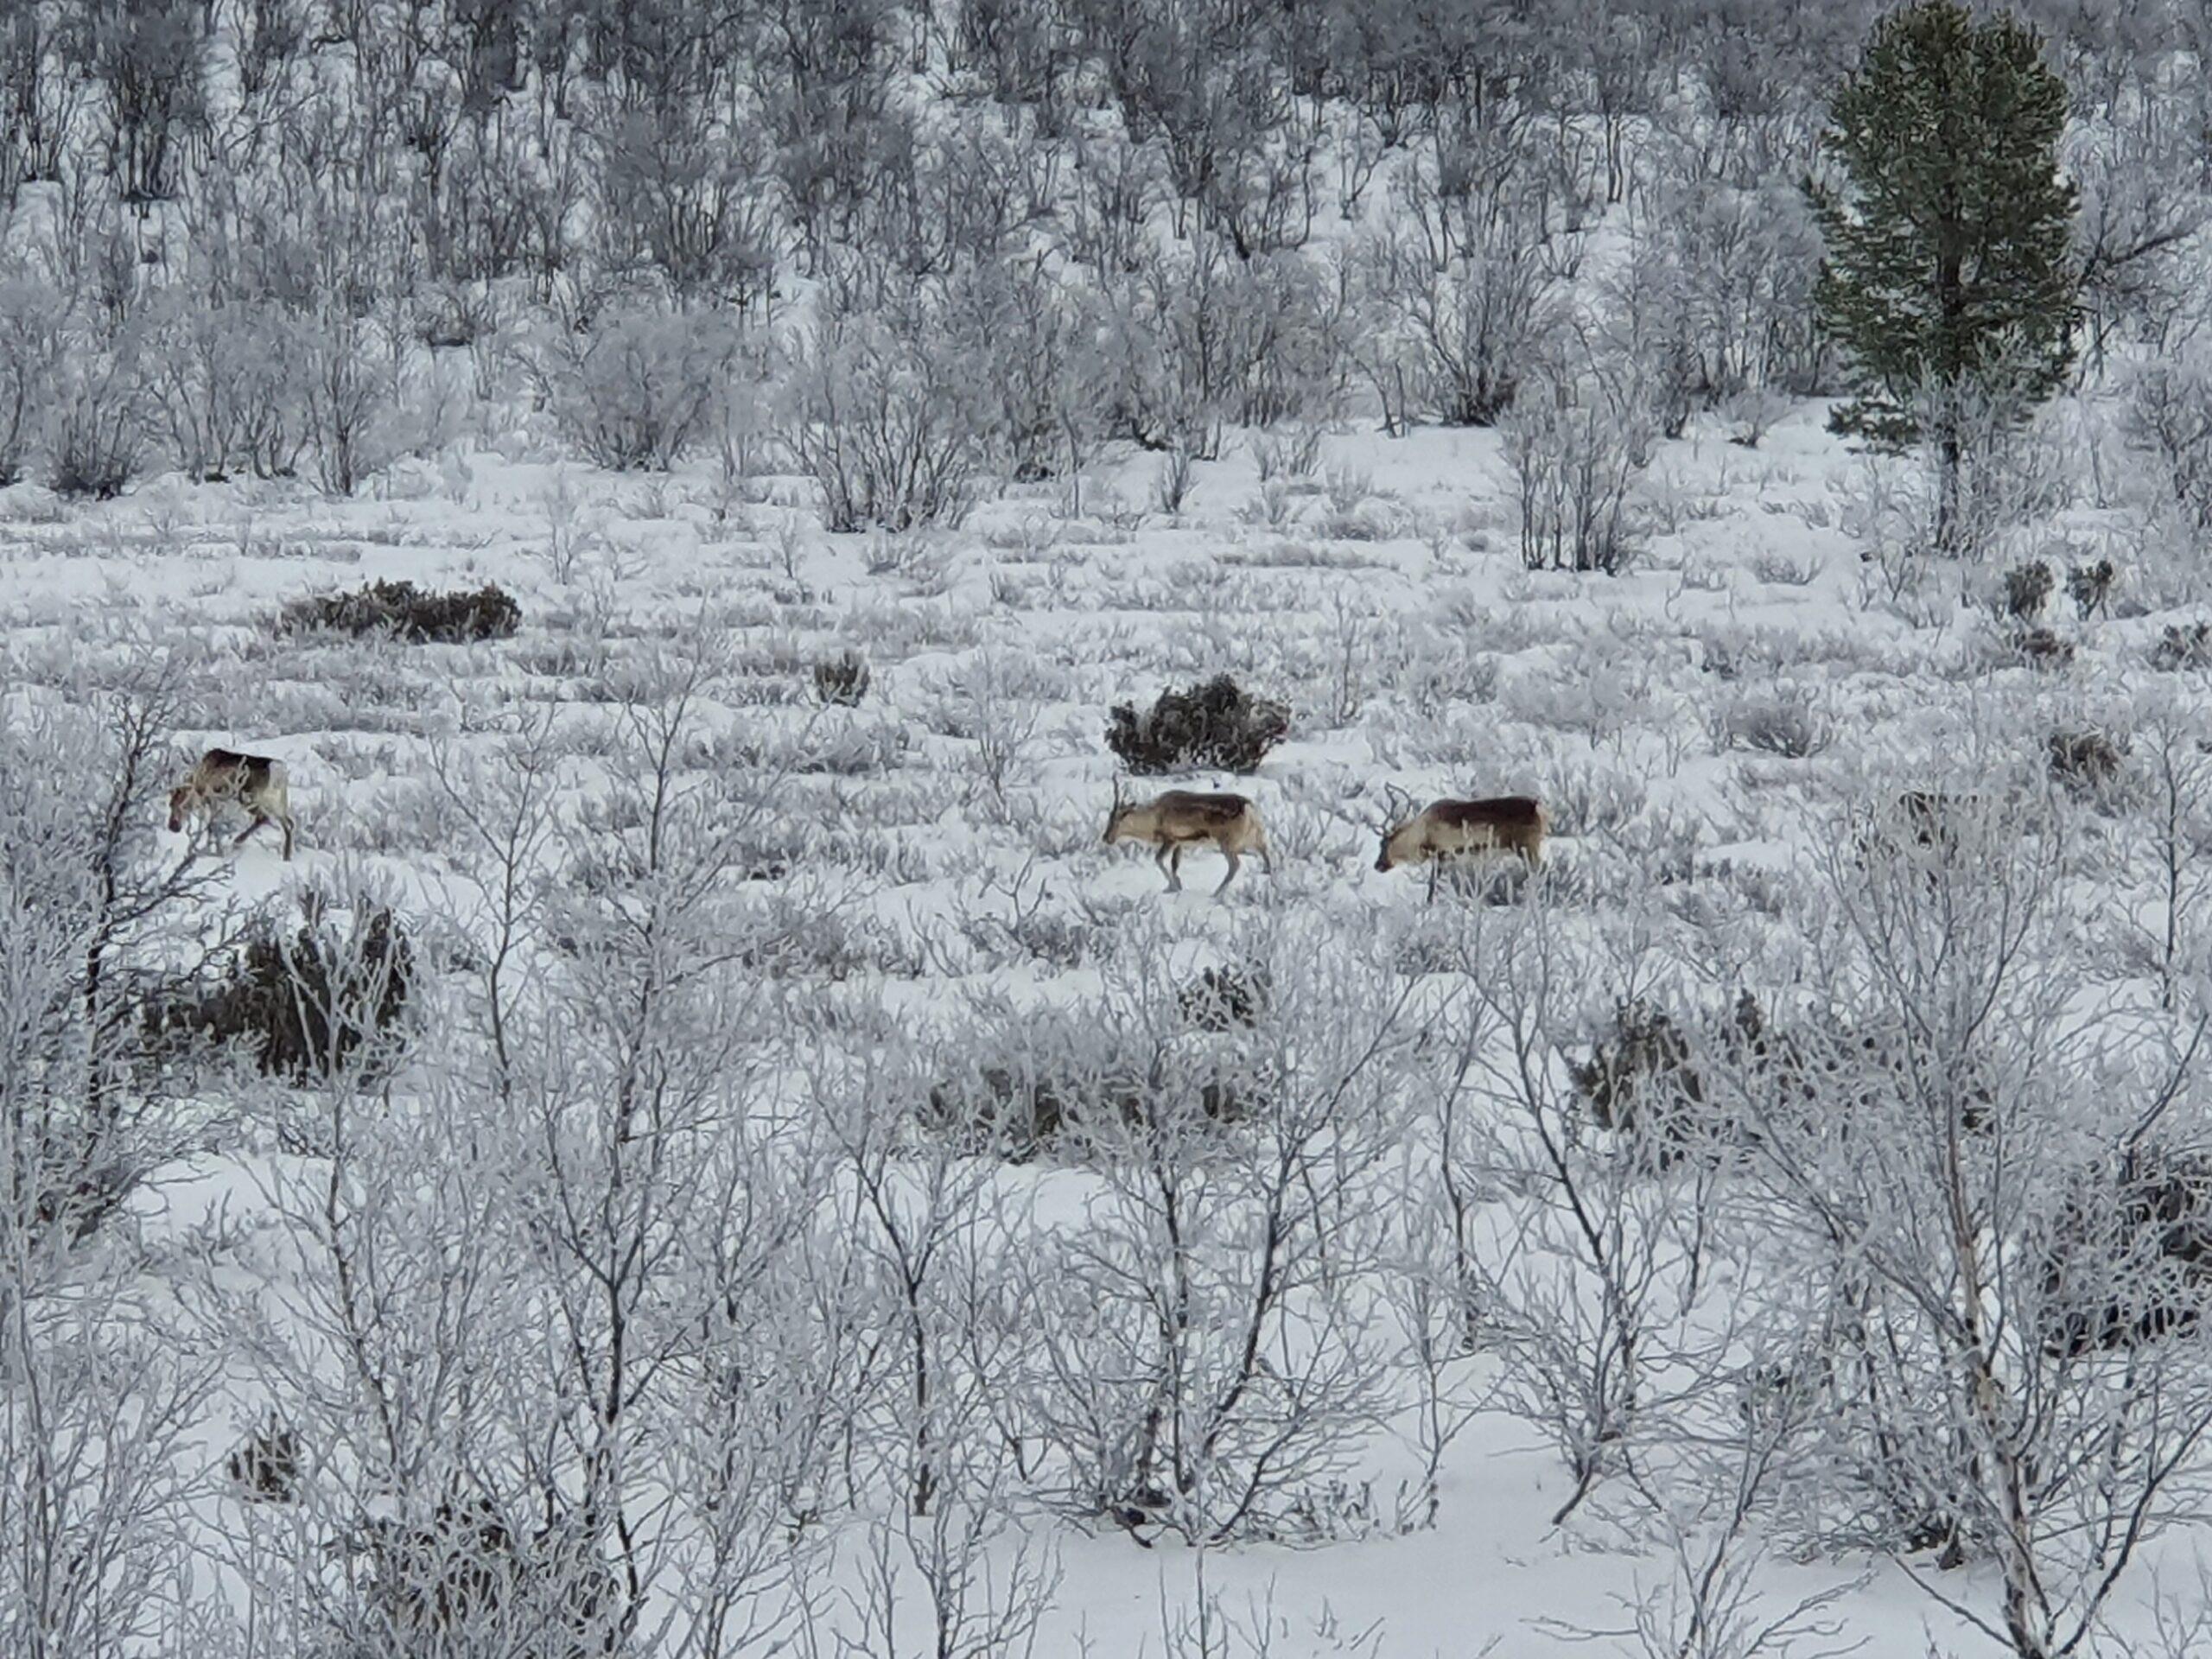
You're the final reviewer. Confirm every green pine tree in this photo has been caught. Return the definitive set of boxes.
[1809,0,2079,554]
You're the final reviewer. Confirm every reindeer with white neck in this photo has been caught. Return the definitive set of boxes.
[167,748,297,861]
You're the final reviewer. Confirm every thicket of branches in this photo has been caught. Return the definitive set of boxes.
[0,0,2202,530]
[16,1,2212,1653]
[6,626,2212,1658]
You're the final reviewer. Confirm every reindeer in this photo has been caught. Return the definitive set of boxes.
[1103,781,1272,896]
[1374,788,1547,902]
[168,748,297,861]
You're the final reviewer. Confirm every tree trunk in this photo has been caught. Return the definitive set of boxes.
[1936,234,1966,557]
[1936,422,1962,559]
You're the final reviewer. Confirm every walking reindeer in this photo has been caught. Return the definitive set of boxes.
[1103,781,1273,896]
[168,748,297,861]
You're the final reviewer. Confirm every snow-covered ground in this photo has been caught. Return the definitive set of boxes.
[10,377,2212,1658]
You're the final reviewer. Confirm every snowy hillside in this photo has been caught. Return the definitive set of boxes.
[8,0,2212,1656]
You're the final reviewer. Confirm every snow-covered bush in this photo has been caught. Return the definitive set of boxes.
[1014,918,1416,1542]
[1503,346,1655,575]
[785,307,983,532]
[938,251,1104,486]
[1095,237,1345,456]
[811,649,871,707]
[2124,353,2212,531]
[0,657,219,1247]
[1352,215,1560,429]
[296,309,399,496]
[48,354,145,499]
[532,302,741,473]
[2037,1144,2212,1357]
[138,289,306,482]
[0,268,67,486]
[1715,683,1834,758]
[2046,725,2128,802]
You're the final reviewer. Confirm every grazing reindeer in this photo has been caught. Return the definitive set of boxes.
[1103,781,1272,896]
[168,748,296,861]
[1375,788,1547,902]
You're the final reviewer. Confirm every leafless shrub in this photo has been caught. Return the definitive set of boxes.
[1153,441,1197,515]
[1238,478,1297,528]
[1504,343,1655,575]
[938,250,1105,490]
[1720,385,1793,449]
[2009,625,2076,671]
[1715,686,1833,759]
[139,289,306,482]
[924,1043,1253,1166]
[1745,549,1821,586]
[2038,1145,2212,1356]
[1543,754,1649,836]
[1568,998,1711,1164]
[327,1490,620,1658]
[1176,964,1271,1032]
[533,302,740,471]
[786,310,982,532]
[0,268,67,486]
[0,660,223,1246]
[1094,235,1344,455]
[296,309,397,496]
[142,891,415,1082]
[1352,214,1559,429]
[224,1419,302,1503]
[2124,353,2212,530]
[1251,424,1322,481]
[48,365,145,499]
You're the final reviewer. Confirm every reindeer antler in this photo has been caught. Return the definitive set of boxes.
[1377,781,1419,832]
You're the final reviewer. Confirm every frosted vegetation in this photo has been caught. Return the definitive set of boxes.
[9,0,2212,1656]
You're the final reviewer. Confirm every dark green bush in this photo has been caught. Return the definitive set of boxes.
[2039,1146,2212,1355]
[925,1062,1251,1165]
[1107,674,1289,775]
[280,579,520,644]
[2047,728,2127,798]
[1177,964,1271,1031]
[811,650,870,706]
[143,895,414,1081]
[2000,559,2051,620]
[226,1421,302,1503]
[2151,621,2212,671]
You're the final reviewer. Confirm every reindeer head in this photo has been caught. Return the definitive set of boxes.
[1374,785,1420,873]
[166,784,194,834]
[1103,778,1136,845]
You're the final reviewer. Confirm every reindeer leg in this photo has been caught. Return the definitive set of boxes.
[1427,860,1440,906]
[280,813,296,861]
[234,813,268,848]
[1215,849,1240,898]
[1157,844,1180,893]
